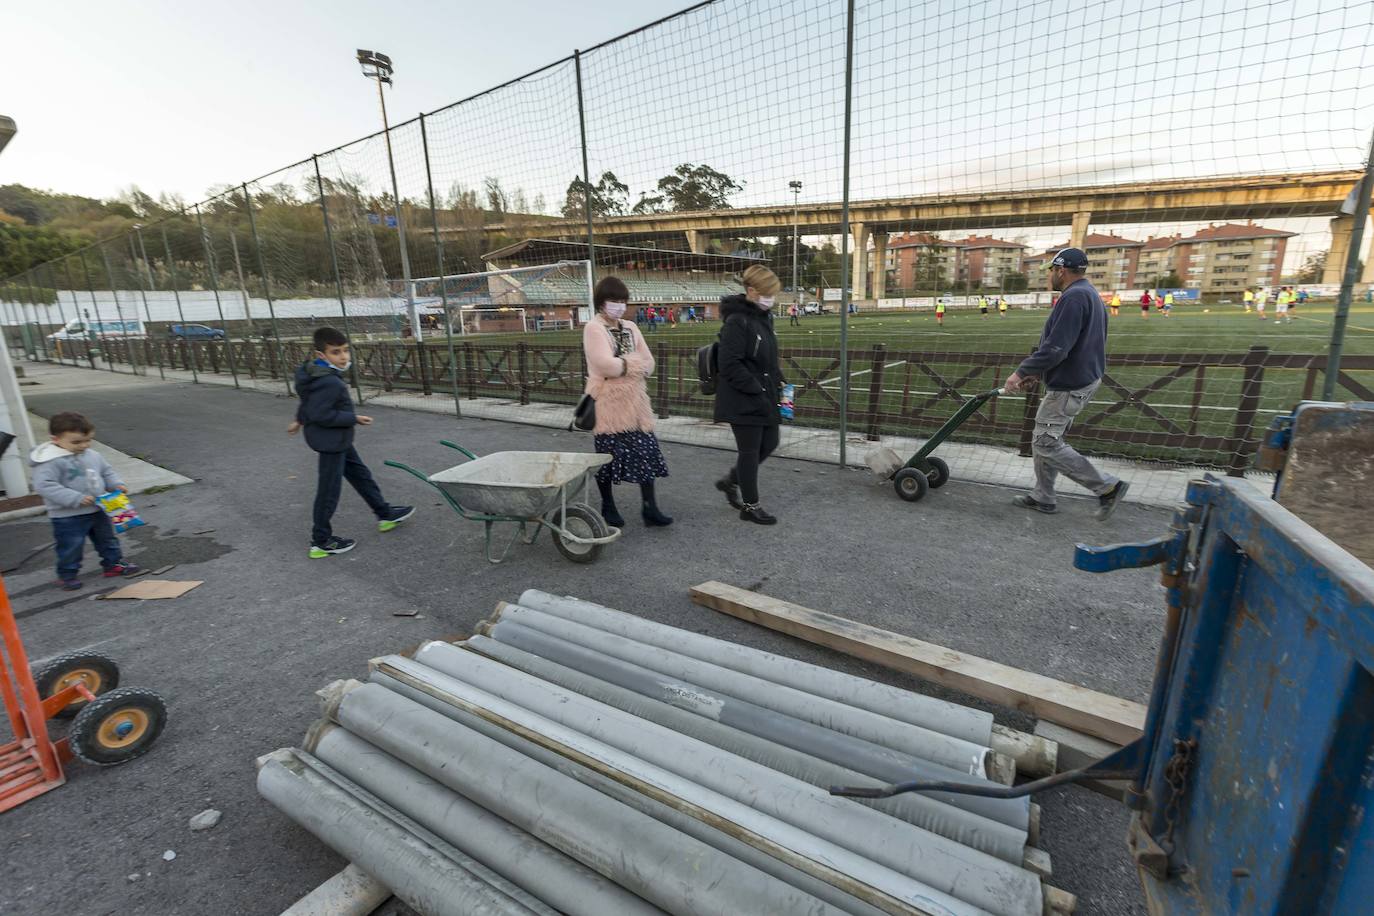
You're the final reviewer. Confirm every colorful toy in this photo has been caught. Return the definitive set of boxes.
[779,383,795,421]
[96,491,146,533]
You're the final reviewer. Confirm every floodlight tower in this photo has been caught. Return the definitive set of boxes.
[789,180,803,304]
[357,50,421,340]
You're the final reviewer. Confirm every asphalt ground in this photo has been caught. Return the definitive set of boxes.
[1,369,1166,916]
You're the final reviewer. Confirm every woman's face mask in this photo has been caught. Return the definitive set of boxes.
[757,296,776,310]
[604,301,628,320]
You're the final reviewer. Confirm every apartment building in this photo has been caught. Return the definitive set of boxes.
[885,233,962,291]
[1135,235,1180,287]
[954,237,1027,288]
[1171,223,1295,292]
[1021,234,1140,289]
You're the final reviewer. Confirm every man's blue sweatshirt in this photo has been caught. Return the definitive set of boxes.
[1017,279,1108,390]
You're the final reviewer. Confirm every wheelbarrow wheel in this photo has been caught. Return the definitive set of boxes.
[894,467,929,502]
[69,687,167,766]
[925,456,951,489]
[33,651,120,719]
[551,503,608,564]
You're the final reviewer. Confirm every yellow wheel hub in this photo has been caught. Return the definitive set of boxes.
[97,708,150,748]
[56,668,102,693]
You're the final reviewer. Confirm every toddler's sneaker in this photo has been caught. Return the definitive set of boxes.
[57,578,83,591]
[310,536,356,559]
[103,564,142,578]
[378,505,415,533]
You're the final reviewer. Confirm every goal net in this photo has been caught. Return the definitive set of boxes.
[410,260,591,336]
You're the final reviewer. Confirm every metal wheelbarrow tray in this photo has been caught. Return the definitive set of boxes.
[387,440,621,565]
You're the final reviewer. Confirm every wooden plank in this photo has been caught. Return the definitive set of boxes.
[1034,721,1129,803]
[690,581,1146,745]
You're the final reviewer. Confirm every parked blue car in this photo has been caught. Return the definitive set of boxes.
[170,324,226,340]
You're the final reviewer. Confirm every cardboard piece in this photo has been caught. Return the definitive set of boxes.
[102,580,204,600]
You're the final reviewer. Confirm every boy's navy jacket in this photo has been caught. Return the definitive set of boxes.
[294,360,357,453]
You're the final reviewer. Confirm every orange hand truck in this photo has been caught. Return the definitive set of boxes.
[0,572,167,813]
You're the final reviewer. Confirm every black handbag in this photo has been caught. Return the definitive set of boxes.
[571,393,596,431]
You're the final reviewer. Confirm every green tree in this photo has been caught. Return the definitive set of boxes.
[561,171,630,219]
[1152,271,1183,289]
[641,163,742,212]
[1296,251,1326,283]
[1001,272,1029,293]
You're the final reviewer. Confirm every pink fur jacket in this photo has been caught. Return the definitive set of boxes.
[582,317,655,435]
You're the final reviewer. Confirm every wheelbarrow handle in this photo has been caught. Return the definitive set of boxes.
[384,459,434,485]
[438,440,480,461]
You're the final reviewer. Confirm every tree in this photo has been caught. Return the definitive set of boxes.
[913,247,947,291]
[647,163,742,212]
[1296,251,1326,283]
[484,177,509,215]
[1001,272,1029,293]
[560,171,630,219]
[1152,271,1183,289]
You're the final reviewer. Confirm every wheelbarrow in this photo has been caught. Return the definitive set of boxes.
[1,572,168,812]
[868,387,1004,503]
[386,440,622,565]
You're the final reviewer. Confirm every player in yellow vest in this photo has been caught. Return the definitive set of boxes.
[935,300,947,326]
[1243,289,1254,312]
[1109,292,1121,316]
[998,297,1008,317]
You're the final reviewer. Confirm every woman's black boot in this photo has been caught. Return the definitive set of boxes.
[640,480,674,527]
[597,477,625,528]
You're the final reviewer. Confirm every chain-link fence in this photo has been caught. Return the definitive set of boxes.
[4,0,1374,494]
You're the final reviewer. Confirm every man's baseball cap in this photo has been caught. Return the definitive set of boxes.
[1050,247,1089,269]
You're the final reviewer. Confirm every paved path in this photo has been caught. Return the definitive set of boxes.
[2,363,1156,915]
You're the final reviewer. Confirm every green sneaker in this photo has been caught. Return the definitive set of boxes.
[310,536,355,558]
[377,505,415,533]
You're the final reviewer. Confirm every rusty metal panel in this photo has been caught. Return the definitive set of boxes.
[1274,402,1374,567]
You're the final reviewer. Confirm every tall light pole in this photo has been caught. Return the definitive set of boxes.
[357,49,421,340]
[789,180,802,304]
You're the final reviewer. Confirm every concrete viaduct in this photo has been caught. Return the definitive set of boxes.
[443,170,1372,297]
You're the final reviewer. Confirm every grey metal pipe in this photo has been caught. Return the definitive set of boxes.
[516,590,993,745]
[367,670,892,916]
[329,681,868,916]
[402,647,1040,916]
[460,635,1027,865]
[490,604,990,776]
[256,749,543,916]
[484,618,1029,832]
[308,723,665,916]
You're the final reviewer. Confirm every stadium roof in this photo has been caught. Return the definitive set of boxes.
[482,238,764,271]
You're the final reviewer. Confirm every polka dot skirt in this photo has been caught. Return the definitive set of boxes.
[594,431,670,484]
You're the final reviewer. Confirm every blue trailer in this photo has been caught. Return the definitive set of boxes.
[840,472,1374,913]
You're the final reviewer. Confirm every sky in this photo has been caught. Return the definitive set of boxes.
[3,0,1371,272]
[0,0,690,200]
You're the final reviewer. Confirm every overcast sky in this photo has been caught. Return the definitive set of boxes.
[1,0,689,200]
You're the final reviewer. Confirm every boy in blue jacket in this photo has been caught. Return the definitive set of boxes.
[31,411,142,589]
[289,327,413,558]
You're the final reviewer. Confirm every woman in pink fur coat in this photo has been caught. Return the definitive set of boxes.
[582,276,672,528]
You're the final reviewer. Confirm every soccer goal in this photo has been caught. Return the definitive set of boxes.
[410,260,591,336]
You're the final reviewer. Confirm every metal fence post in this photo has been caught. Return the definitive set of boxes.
[864,343,886,440]
[516,341,530,405]
[77,249,116,373]
[127,232,165,379]
[655,341,670,419]
[229,226,254,378]
[835,0,856,468]
[159,224,200,383]
[463,343,476,400]
[314,154,363,403]
[1323,128,1374,400]
[241,183,292,394]
[573,49,597,283]
[420,113,462,417]
[98,242,142,377]
[21,275,46,362]
[1227,345,1269,477]
[60,259,96,369]
[194,203,240,389]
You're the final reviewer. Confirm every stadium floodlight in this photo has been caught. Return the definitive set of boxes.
[356,49,420,341]
[788,180,803,300]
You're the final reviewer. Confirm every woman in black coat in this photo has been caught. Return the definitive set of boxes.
[714,265,785,525]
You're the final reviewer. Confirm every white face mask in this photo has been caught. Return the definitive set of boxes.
[757,296,776,310]
[603,302,627,320]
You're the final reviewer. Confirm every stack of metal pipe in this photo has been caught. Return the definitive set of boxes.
[258,590,1073,916]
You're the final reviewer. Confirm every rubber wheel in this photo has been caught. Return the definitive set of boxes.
[894,467,929,503]
[550,503,608,564]
[925,456,951,489]
[33,651,120,719]
[69,686,167,766]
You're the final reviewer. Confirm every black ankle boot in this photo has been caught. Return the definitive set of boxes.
[715,475,744,510]
[739,503,778,525]
[597,478,625,528]
[640,481,673,527]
